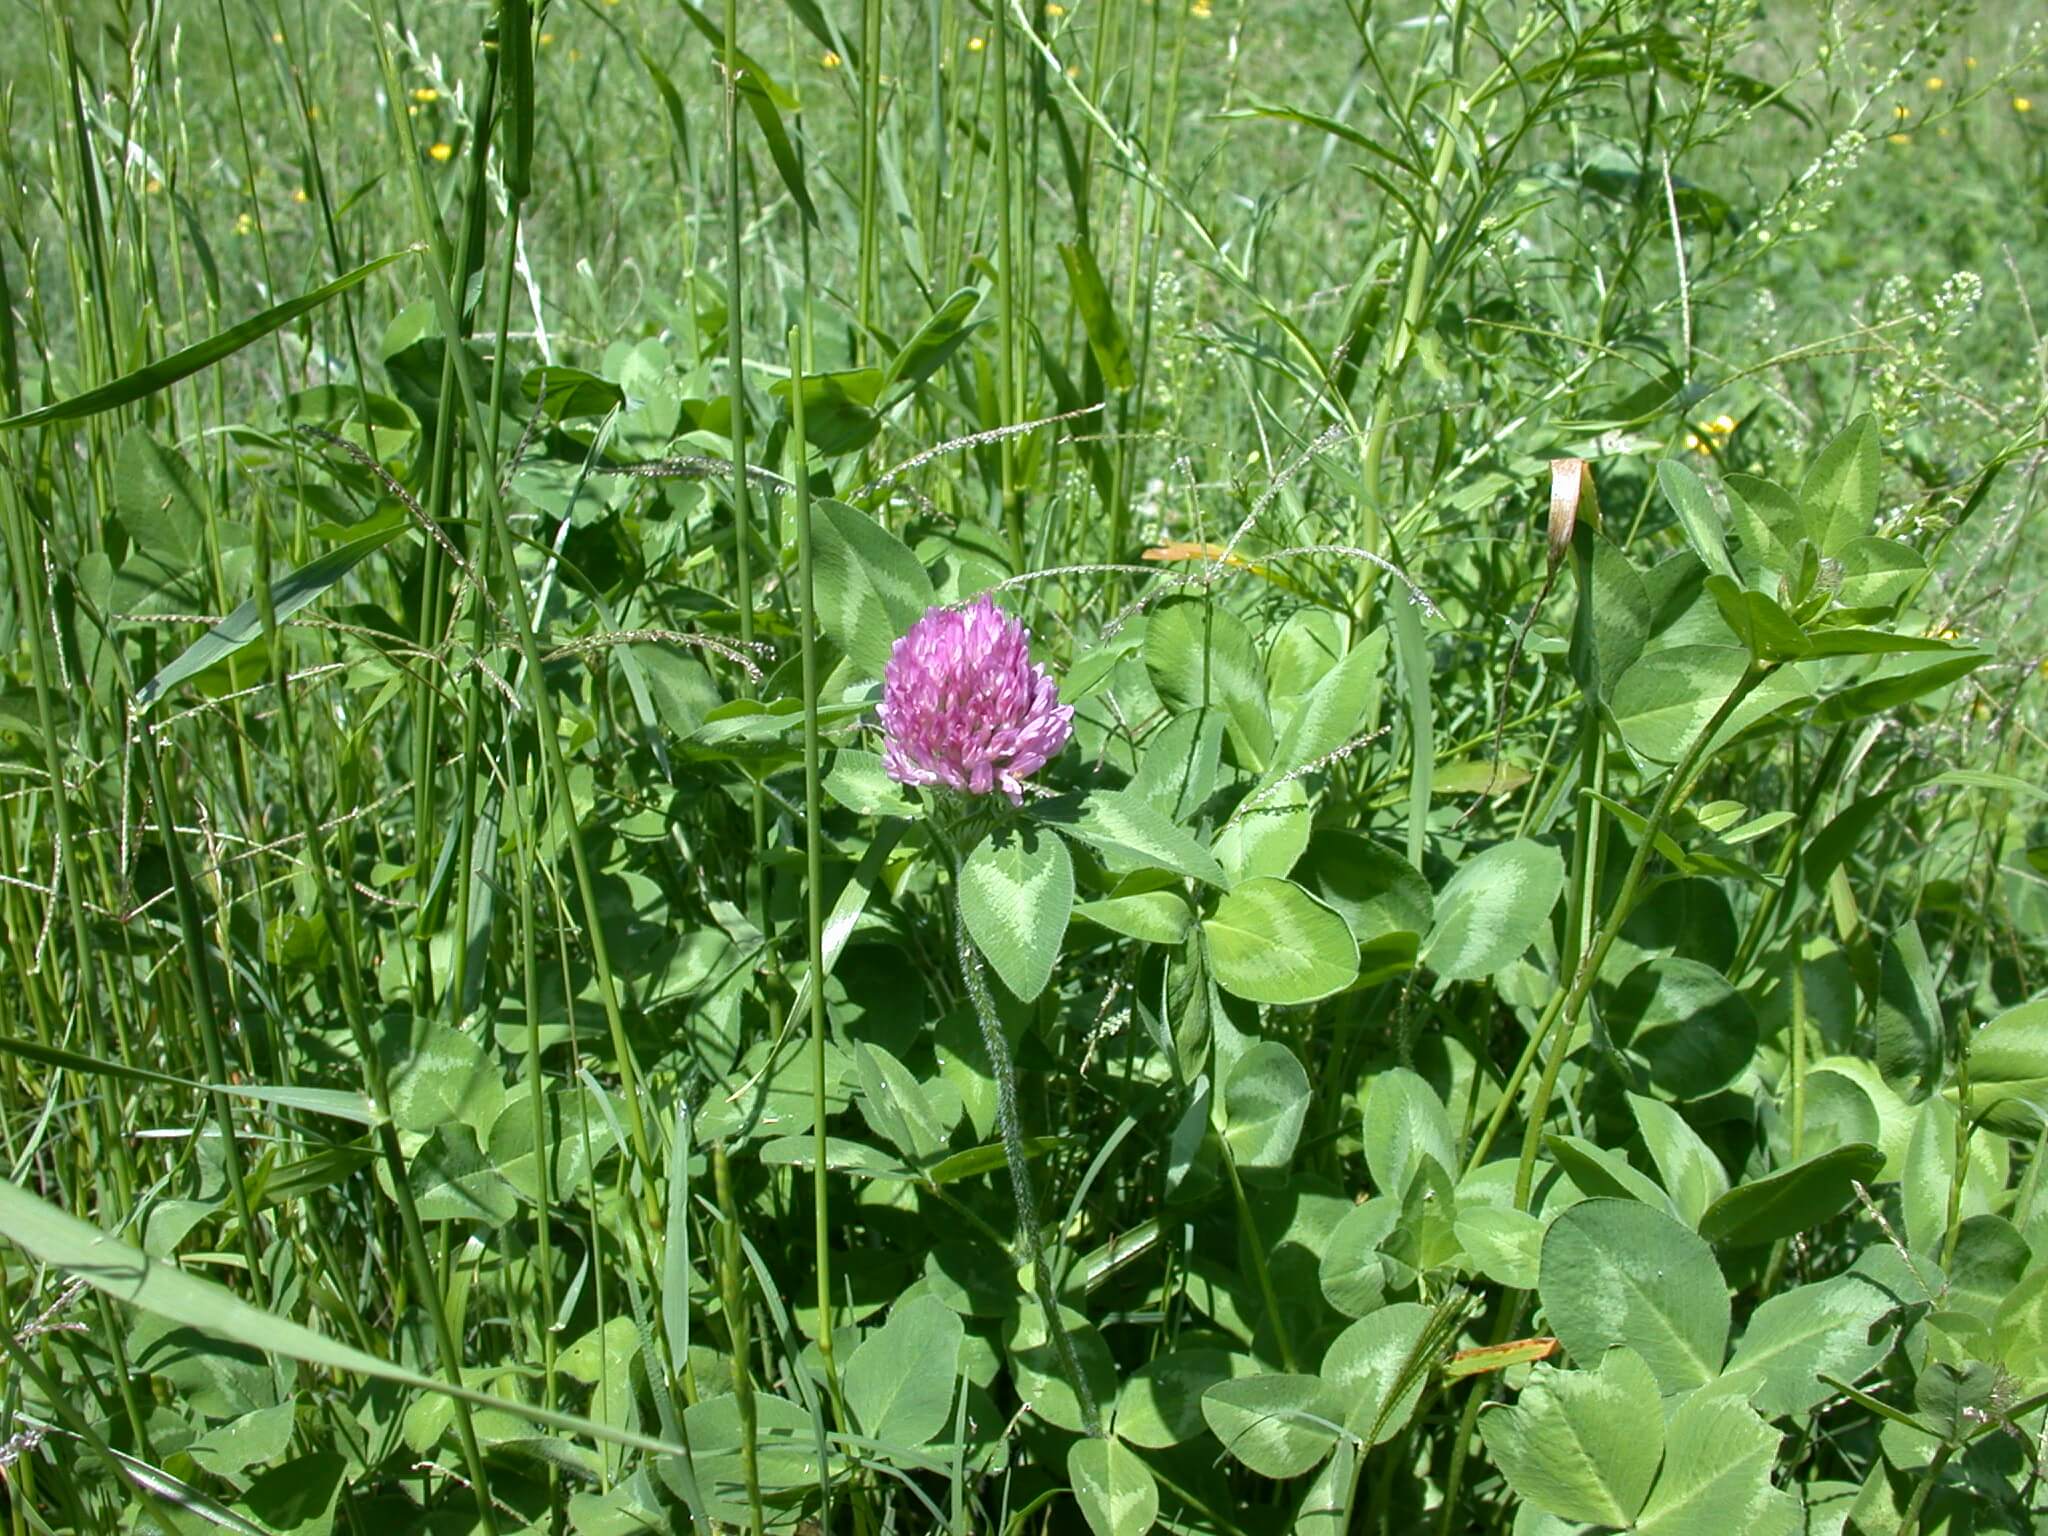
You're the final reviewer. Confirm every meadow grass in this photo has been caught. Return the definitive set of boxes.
[1,2,2047,1533]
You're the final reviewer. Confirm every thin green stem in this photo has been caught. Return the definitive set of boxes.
[1220,1140,1298,1373]
[948,867,1101,1437]
[789,326,849,1457]
[1511,664,1768,1209]
[991,4,1023,571]
[714,1140,767,1536]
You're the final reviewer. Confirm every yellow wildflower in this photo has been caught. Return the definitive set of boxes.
[428,142,454,162]
[1926,76,1943,91]
[413,87,439,103]
[967,35,984,51]
[292,187,310,204]
[1893,103,1911,120]
[822,50,841,68]
[1888,131,1912,145]
[234,211,255,236]
[1047,2,1065,12]
[539,31,555,45]
[1191,0,1213,14]
[2017,97,2034,113]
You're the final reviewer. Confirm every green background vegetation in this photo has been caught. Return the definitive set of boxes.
[1,1,2046,1533]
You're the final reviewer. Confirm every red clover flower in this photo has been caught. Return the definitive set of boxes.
[878,596,1073,805]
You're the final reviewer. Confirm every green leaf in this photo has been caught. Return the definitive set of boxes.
[1874,920,1942,1102]
[401,1124,518,1225]
[1421,838,1565,981]
[844,1295,964,1448]
[1073,890,1194,945]
[1297,832,1432,950]
[1994,1265,2048,1384]
[735,69,817,228]
[1958,997,2048,1135]
[1539,1199,1730,1393]
[1321,1301,1441,1446]
[1659,459,1735,579]
[1361,1068,1455,1200]
[1453,1205,1544,1290]
[809,499,937,680]
[1,247,418,432]
[1812,647,1989,725]
[1697,1144,1884,1247]
[1144,599,1274,772]
[959,825,1074,1001]
[1213,779,1311,885]
[1569,534,1653,701]
[1634,1392,1796,1536]
[1478,1348,1662,1528]
[924,1135,1057,1186]
[1832,536,1925,611]
[1714,1274,1898,1417]
[1800,626,1958,657]
[1546,1133,1673,1212]
[520,365,624,418]
[1705,575,1812,662]
[773,368,882,455]
[236,1452,346,1536]
[1320,1200,1397,1315]
[1058,238,1136,391]
[1211,97,1427,178]
[1115,1348,1245,1448]
[1609,958,1759,1101]
[1067,1437,1159,1536]
[884,287,982,395]
[188,1402,299,1481]
[1724,473,1804,573]
[1008,1305,1119,1435]
[1038,788,1228,887]
[1130,706,1224,820]
[1204,877,1359,1004]
[823,747,920,818]
[1798,413,1882,557]
[1259,626,1387,790]
[136,510,410,707]
[855,1042,949,1162]
[1201,1374,1343,1478]
[1221,1040,1311,1171]
[114,429,212,610]
[1610,645,1750,764]
[1626,1093,1730,1229]
[487,1086,625,1204]
[390,1022,505,1138]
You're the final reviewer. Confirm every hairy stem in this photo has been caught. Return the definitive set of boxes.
[949,875,1102,1438]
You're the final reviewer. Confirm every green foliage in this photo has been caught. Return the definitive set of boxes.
[2,2,2046,1534]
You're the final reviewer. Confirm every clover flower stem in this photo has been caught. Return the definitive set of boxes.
[949,871,1105,1438]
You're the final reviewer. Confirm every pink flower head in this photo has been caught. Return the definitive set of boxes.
[878,596,1073,805]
